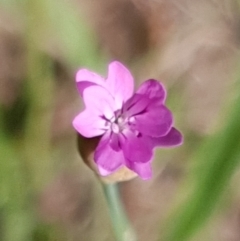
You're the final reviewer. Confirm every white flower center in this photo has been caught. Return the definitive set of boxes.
[111,123,120,133]
[104,112,131,133]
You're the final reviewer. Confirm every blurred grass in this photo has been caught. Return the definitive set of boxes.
[0,111,33,241]
[0,0,107,240]
[162,73,240,241]
[24,0,55,190]
[43,0,106,71]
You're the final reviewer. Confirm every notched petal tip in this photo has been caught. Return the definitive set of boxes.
[75,68,104,83]
[107,61,134,103]
[126,160,153,180]
[75,68,105,95]
[151,127,184,148]
[137,79,167,103]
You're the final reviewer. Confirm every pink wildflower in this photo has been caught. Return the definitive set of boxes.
[73,61,183,179]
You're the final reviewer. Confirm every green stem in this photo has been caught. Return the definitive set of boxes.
[102,183,137,241]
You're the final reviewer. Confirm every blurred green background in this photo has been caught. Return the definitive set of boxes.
[1,0,240,241]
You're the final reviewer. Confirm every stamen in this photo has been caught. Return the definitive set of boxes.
[128,116,135,123]
[117,117,124,124]
[111,123,120,133]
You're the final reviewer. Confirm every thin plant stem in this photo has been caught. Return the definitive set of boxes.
[102,183,137,241]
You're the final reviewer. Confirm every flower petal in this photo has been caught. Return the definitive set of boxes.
[83,85,116,118]
[109,133,122,152]
[150,127,183,147]
[123,94,149,116]
[122,130,153,163]
[72,110,106,137]
[98,166,113,176]
[128,161,152,180]
[134,100,173,137]
[137,79,166,103]
[106,61,134,106]
[94,132,124,175]
[76,69,105,95]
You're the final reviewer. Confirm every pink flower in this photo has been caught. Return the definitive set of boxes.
[73,61,183,180]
